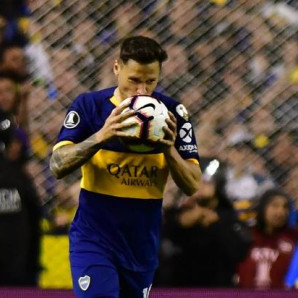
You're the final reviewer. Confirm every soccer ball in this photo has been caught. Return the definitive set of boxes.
[120,95,169,152]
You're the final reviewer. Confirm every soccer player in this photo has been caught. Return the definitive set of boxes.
[50,36,201,298]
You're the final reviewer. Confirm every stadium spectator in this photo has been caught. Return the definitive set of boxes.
[283,167,298,211]
[0,72,30,167]
[166,0,202,46]
[224,140,275,226]
[0,16,8,46]
[0,44,30,131]
[179,84,204,117]
[237,188,298,289]
[0,72,18,114]
[0,108,41,286]
[280,39,298,84]
[24,21,57,100]
[50,48,85,100]
[0,0,29,46]
[194,109,222,158]
[268,129,297,186]
[0,43,28,80]
[112,2,143,41]
[190,40,217,82]
[70,18,102,90]
[156,158,251,287]
[160,42,195,98]
[96,47,118,90]
[39,10,72,48]
[248,107,276,152]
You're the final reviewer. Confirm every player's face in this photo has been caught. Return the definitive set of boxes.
[114,59,160,100]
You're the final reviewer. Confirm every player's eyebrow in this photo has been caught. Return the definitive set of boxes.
[129,76,157,82]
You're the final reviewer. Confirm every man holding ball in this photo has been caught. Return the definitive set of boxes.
[50,36,201,298]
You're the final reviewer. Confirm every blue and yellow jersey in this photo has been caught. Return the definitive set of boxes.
[53,87,200,271]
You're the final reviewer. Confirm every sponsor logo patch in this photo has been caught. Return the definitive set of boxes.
[78,275,90,291]
[176,104,189,121]
[179,123,192,143]
[64,111,80,128]
[178,144,198,153]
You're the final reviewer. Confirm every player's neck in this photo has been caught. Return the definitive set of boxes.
[113,88,124,104]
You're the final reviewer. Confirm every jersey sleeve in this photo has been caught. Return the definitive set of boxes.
[53,94,93,150]
[173,103,200,164]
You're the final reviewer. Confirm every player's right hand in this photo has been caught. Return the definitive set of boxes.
[95,102,138,144]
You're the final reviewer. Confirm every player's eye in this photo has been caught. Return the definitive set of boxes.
[129,78,140,83]
[146,80,156,84]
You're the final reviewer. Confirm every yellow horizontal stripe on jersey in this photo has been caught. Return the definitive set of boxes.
[187,158,199,165]
[81,149,169,199]
[53,141,75,151]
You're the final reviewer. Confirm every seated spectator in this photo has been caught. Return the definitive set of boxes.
[0,108,41,286]
[0,72,30,167]
[237,188,298,289]
[112,2,143,41]
[268,128,297,185]
[0,16,7,46]
[0,43,28,81]
[166,0,202,46]
[160,42,196,98]
[0,44,31,133]
[0,71,18,114]
[24,21,57,99]
[0,0,29,46]
[155,159,252,287]
[224,140,275,226]
[248,107,276,153]
[283,167,298,213]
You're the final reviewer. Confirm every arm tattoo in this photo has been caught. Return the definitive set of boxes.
[50,134,102,179]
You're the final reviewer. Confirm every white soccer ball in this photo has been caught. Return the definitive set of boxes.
[120,95,169,152]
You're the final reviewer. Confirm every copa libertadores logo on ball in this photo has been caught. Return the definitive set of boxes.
[179,123,192,143]
[64,111,80,129]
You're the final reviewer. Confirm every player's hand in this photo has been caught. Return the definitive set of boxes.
[158,111,177,149]
[95,103,137,144]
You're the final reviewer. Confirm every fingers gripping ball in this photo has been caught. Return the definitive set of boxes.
[120,95,169,152]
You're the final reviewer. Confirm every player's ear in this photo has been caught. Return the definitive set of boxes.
[114,60,119,76]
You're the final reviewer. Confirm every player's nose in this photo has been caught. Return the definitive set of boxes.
[136,84,148,95]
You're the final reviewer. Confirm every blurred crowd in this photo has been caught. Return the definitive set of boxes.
[0,0,297,290]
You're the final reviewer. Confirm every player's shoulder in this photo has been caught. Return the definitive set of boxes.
[75,87,116,104]
[152,91,179,108]
[71,87,116,115]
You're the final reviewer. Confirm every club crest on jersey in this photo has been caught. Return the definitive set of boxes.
[64,111,80,128]
[179,122,192,143]
[78,275,90,291]
[176,104,189,121]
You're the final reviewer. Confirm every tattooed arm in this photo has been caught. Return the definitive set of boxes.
[50,102,136,179]
[50,135,102,179]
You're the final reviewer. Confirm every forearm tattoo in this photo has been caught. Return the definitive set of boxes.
[50,134,102,179]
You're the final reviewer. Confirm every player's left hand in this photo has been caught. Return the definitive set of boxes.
[158,111,177,149]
